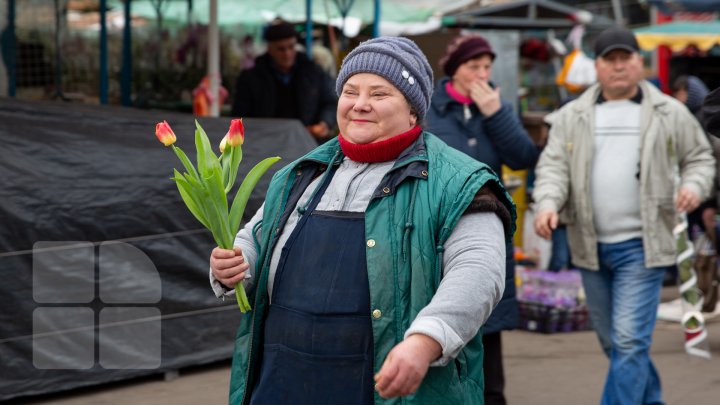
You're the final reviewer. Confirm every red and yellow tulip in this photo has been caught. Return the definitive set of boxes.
[155,120,176,146]
[219,135,228,154]
[226,118,245,147]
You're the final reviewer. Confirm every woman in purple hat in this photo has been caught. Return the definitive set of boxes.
[426,33,540,405]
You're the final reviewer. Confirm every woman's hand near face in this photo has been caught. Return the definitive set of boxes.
[469,80,501,117]
[210,247,250,289]
[306,121,330,140]
[374,334,442,398]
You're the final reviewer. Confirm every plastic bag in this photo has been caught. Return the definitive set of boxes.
[556,49,596,93]
[522,206,552,270]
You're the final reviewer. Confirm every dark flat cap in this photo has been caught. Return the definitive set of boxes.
[263,21,297,42]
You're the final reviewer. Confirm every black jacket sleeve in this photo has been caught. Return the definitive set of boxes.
[231,71,252,118]
[316,70,338,130]
[702,86,720,137]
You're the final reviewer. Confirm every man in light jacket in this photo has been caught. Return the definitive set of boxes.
[533,26,714,405]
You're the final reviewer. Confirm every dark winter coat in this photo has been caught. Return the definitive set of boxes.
[231,52,337,129]
[426,77,539,333]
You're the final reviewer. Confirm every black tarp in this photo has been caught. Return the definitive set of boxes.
[0,99,318,400]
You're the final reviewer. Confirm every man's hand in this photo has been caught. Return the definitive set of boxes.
[374,334,441,399]
[306,121,330,141]
[210,247,249,289]
[534,209,559,240]
[676,187,701,213]
[469,81,501,117]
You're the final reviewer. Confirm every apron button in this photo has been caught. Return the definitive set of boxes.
[382,187,390,194]
[421,170,428,177]
[366,239,376,247]
[372,309,382,319]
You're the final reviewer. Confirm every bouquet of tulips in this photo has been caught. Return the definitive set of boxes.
[155,119,280,312]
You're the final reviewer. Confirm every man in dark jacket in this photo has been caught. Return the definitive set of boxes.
[231,20,337,143]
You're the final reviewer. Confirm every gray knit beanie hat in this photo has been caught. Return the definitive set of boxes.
[336,37,434,119]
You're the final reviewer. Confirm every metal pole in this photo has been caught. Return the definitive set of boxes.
[121,0,132,106]
[188,0,193,24]
[306,0,313,58]
[208,0,219,116]
[53,0,68,100]
[548,29,568,101]
[611,0,624,26]
[99,0,108,104]
[373,0,380,38]
[7,0,16,97]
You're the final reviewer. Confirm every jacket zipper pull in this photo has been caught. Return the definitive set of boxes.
[463,104,471,122]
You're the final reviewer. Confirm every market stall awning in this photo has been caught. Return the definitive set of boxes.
[642,0,720,13]
[634,21,720,51]
[108,0,475,36]
[443,0,615,30]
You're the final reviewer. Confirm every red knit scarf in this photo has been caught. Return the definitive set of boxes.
[338,126,422,163]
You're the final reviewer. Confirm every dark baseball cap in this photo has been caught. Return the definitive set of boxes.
[594,26,640,57]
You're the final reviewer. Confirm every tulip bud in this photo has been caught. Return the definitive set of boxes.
[226,119,245,147]
[219,135,228,153]
[155,120,177,146]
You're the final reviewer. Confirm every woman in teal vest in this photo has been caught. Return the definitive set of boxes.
[210,37,515,404]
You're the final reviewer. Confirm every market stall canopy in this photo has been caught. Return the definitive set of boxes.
[634,21,720,51]
[442,0,615,30]
[642,0,720,13]
[109,0,476,36]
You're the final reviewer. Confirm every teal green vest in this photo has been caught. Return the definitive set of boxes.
[228,133,515,404]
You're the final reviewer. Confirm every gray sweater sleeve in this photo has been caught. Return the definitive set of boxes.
[209,204,264,298]
[404,212,506,366]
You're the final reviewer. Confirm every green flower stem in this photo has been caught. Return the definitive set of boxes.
[234,281,252,312]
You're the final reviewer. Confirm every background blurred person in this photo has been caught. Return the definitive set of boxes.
[426,33,539,405]
[672,75,719,239]
[231,19,337,143]
[533,26,715,405]
[702,86,720,137]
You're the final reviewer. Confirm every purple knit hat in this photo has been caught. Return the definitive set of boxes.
[336,37,434,119]
[440,34,496,77]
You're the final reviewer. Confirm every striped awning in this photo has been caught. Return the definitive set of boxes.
[634,21,720,52]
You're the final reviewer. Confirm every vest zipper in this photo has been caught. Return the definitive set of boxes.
[402,180,419,262]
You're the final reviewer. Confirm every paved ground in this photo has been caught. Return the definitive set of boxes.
[13,288,720,405]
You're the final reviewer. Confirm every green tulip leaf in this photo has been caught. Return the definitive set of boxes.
[225,145,243,194]
[229,156,281,236]
[171,145,199,182]
[173,171,211,230]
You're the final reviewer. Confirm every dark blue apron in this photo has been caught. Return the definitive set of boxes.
[250,170,374,405]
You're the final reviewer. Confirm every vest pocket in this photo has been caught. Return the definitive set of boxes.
[252,343,370,404]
